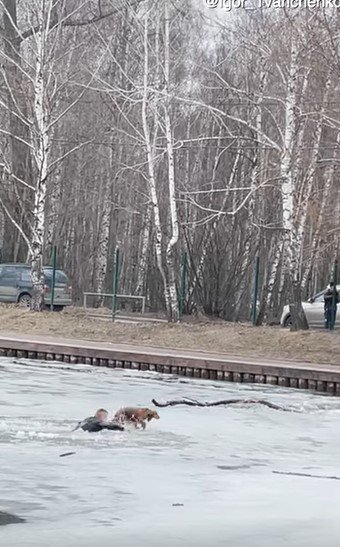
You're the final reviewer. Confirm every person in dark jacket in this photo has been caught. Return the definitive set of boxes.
[324,281,339,330]
[73,408,124,432]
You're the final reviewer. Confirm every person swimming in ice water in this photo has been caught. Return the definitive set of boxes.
[73,408,124,432]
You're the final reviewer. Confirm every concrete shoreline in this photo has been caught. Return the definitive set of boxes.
[0,332,339,395]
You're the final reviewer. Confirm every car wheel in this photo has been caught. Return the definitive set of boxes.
[18,293,31,308]
[283,315,292,328]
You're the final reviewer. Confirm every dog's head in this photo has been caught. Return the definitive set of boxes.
[146,409,160,421]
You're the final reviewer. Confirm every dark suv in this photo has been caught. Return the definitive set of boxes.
[0,263,72,310]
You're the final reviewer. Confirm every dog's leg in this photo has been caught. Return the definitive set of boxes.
[131,415,140,428]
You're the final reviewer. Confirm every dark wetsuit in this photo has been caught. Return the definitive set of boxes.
[324,287,339,330]
[73,416,124,432]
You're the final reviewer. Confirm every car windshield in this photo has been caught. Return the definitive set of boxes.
[43,269,68,284]
[311,291,325,303]
[311,285,340,302]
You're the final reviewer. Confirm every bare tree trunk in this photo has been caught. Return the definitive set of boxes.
[30,5,51,311]
[301,132,339,293]
[164,0,179,322]
[270,68,311,318]
[2,0,32,260]
[264,236,284,320]
[141,4,171,317]
[295,74,331,281]
[45,31,77,257]
[94,184,111,299]
[3,0,31,187]
[94,141,117,300]
[0,205,4,261]
[234,62,267,318]
[45,160,62,253]
[188,127,223,299]
[136,203,151,296]
[281,36,308,330]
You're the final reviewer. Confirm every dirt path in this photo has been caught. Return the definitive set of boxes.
[0,306,339,365]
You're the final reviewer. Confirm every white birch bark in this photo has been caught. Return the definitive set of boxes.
[94,174,112,299]
[30,2,52,311]
[290,68,310,213]
[265,40,298,320]
[280,36,308,329]
[135,203,152,296]
[164,0,179,321]
[141,3,171,317]
[265,38,297,319]
[265,236,284,313]
[183,117,192,239]
[280,46,296,261]
[275,67,310,312]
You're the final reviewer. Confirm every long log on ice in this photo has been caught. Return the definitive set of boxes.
[273,471,340,481]
[151,398,297,412]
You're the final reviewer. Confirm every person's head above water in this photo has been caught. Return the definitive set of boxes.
[95,408,108,422]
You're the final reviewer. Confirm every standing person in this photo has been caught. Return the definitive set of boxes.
[324,281,339,330]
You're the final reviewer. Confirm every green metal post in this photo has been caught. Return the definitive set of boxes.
[330,259,338,331]
[252,255,260,326]
[51,246,57,312]
[179,251,188,319]
[112,247,120,322]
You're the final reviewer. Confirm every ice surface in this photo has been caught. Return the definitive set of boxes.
[1,358,340,546]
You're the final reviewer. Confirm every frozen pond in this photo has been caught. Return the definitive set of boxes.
[1,358,340,547]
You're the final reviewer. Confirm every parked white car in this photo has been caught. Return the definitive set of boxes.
[280,285,340,328]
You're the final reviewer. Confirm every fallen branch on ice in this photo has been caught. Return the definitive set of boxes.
[151,398,296,412]
[273,471,340,480]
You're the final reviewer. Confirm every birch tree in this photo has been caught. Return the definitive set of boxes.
[0,2,338,326]
[0,0,99,309]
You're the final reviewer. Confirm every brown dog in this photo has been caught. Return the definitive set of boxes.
[114,407,160,430]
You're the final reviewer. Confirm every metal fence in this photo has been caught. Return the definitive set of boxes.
[83,292,146,317]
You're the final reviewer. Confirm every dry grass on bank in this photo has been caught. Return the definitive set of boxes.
[0,305,339,365]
